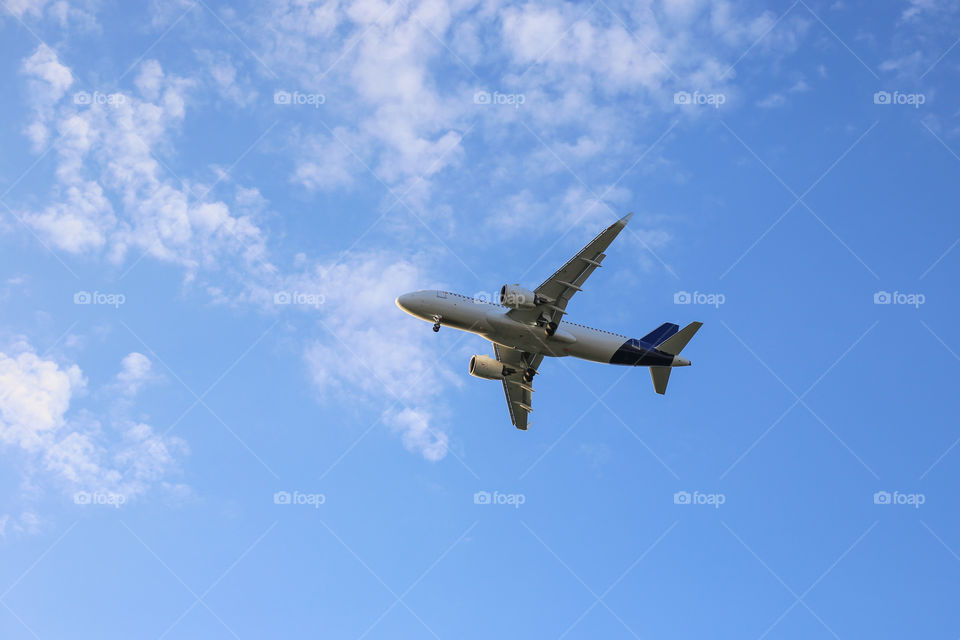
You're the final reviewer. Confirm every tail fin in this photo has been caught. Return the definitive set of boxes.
[650,322,703,395]
[655,321,702,355]
[641,322,679,346]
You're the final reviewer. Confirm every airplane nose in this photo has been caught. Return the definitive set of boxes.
[396,293,414,312]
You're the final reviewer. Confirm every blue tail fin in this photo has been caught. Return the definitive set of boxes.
[641,322,679,346]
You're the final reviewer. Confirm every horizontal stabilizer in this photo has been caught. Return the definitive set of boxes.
[650,367,671,394]
[656,322,702,355]
[641,322,679,346]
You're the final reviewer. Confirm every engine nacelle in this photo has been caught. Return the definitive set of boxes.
[500,284,537,310]
[469,355,512,380]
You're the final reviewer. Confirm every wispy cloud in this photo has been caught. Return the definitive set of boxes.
[0,342,187,504]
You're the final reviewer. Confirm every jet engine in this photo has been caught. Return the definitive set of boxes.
[499,284,537,310]
[468,355,515,380]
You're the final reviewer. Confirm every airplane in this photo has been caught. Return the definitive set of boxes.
[395,213,702,430]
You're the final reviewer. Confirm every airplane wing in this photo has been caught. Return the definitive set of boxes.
[508,213,634,326]
[494,344,543,430]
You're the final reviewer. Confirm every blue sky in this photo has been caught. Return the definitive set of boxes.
[1,0,959,637]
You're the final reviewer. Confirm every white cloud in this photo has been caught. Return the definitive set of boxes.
[5,0,99,29]
[16,47,274,284]
[134,58,164,99]
[0,512,43,537]
[21,43,72,97]
[485,184,637,240]
[5,0,50,20]
[757,77,809,108]
[662,0,705,22]
[879,50,925,76]
[298,252,458,461]
[0,348,83,450]
[901,0,950,21]
[195,49,258,106]
[259,0,473,206]
[115,352,153,395]
[0,344,186,501]
[384,407,448,462]
[757,93,786,108]
[25,181,116,253]
[20,43,73,149]
[247,0,815,238]
[292,133,359,191]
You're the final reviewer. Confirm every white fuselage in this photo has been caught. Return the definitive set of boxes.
[396,289,631,363]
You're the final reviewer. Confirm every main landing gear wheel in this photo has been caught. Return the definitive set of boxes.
[432,315,442,332]
[522,368,537,384]
[544,321,558,337]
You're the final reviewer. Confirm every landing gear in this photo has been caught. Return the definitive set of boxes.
[432,314,442,332]
[544,321,558,337]
[522,367,537,384]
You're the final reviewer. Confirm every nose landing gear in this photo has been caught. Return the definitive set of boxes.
[432,315,442,332]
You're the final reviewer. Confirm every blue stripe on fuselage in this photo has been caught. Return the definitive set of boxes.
[609,338,675,366]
